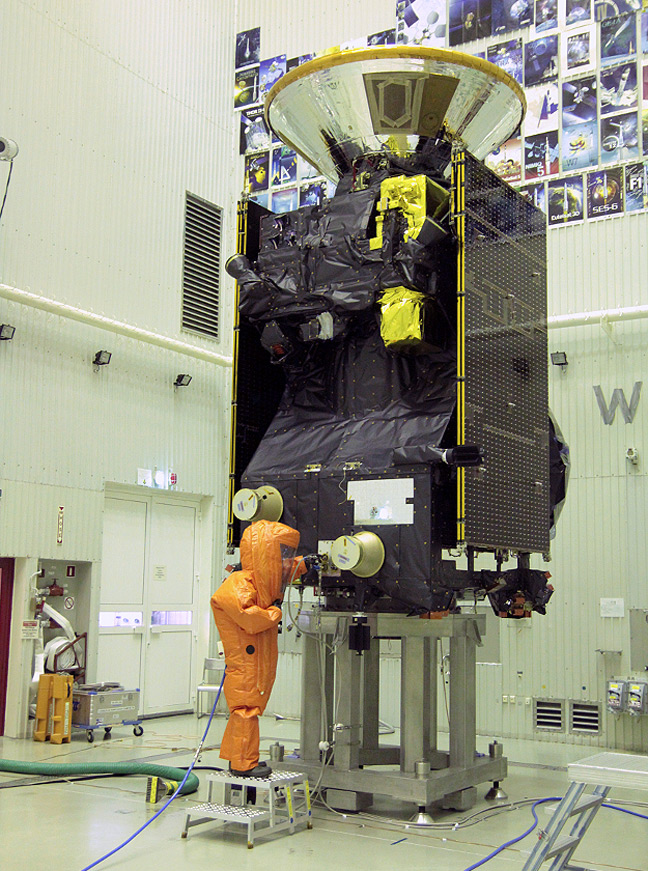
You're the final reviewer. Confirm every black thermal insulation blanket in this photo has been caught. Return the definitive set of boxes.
[238,176,458,478]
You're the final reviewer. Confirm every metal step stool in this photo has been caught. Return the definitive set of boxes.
[181,768,312,848]
[522,752,648,871]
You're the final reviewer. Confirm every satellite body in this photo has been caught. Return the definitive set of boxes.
[229,48,567,616]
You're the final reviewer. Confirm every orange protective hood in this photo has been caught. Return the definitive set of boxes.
[240,520,300,608]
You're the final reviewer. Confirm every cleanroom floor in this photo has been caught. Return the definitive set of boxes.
[1,715,646,871]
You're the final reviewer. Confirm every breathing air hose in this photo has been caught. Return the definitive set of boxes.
[0,758,199,795]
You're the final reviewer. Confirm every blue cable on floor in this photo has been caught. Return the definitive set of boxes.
[460,796,648,871]
[80,670,225,871]
[461,797,561,871]
[602,803,648,820]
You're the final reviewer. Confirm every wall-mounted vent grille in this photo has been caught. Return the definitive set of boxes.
[534,698,564,731]
[570,701,601,734]
[182,192,222,340]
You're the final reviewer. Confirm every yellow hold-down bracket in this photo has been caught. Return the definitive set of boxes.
[369,174,449,251]
[379,286,426,350]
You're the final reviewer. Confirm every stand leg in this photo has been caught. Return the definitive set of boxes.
[334,644,362,770]
[401,637,431,772]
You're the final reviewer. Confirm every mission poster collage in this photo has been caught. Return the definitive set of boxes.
[234,0,648,227]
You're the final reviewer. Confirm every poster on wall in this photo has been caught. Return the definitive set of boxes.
[547,174,585,224]
[236,27,261,70]
[245,152,269,192]
[586,166,624,216]
[487,38,524,82]
[564,0,592,27]
[485,137,522,181]
[524,130,560,177]
[298,155,320,181]
[600,14,637,66]
[562,26,596,73]
[562,75,597,125]
[491,0,533,34]
[234,66,259,109]
[448,0,493,46]
[272,187,299,213]
[624,160,648,210]
[599,63,638,115]
[524,83,560,135]
[600,110,639,162]
[396,0,447,46]
[518,181,547,211]
[524,35,559,86]
[271,146,298,186]
[300,182,324,207]
[259,55,287,100]
[561,120,599,169]
[642,12,648,54]
[368,28,397,45]
[250,191,270,210]
[287,54,314,72]
[595,0,640,21]
[240,106,271,154]
[535,0,559,32]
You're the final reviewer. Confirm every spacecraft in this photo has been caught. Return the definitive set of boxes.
[228,47,567,620]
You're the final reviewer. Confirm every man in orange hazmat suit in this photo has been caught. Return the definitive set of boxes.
[210,519,302,777]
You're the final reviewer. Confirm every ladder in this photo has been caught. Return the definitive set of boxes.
[522,781,609,871]
[523,751,648,871]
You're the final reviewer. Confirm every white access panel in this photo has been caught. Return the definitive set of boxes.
[96,630,143,691]
[148,503,196,604]
[144,629,193,712]
[101,498,147,605]
[347,478,414,525]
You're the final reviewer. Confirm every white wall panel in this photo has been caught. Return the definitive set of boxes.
[2,0,237,350]
[0,0,237,654]
[0,480,104,560]
[237,0,397,60]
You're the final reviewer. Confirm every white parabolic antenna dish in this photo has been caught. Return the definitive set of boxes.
[265,47,526,181]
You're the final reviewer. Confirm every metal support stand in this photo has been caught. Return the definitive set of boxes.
[275,612,506,812]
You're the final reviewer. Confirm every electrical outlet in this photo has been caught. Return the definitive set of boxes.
[502,695,509,703]
[509,695,516,704]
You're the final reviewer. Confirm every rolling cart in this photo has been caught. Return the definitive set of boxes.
[72,684,143,743]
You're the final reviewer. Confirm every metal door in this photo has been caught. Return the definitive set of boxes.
[97,494,199,715]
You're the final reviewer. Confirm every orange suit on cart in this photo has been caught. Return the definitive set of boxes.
[210,520,301,772]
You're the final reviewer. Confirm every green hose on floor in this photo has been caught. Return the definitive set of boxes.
[0,758,199,795]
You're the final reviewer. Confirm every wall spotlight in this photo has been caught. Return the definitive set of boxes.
[174,374,192,387]
[0,138,19,161]
[550,351,568,368]
[93,350,112,366]
[0,324,16,340]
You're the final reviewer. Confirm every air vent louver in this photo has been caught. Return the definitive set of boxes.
[182,192,222,340]
[570,701,600,734]
[534,698,564,731]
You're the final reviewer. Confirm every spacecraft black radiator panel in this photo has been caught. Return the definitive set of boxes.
[457,152,549,553]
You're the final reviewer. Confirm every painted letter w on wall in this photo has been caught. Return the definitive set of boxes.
[593,382,643,425]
